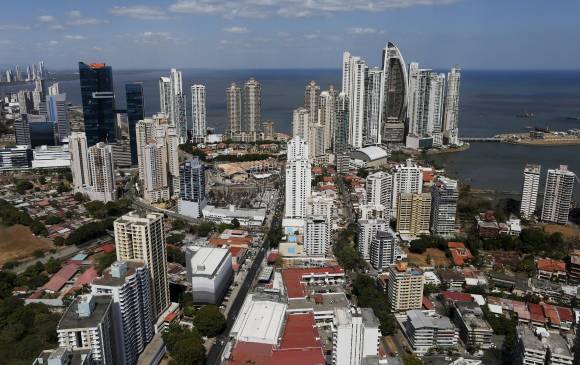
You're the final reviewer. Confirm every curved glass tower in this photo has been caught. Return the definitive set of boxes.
[380,42,408,122]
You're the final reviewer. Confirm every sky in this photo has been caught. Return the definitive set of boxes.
[1,0,579,70]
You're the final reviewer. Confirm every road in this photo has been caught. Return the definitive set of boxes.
[204,180,285,365]
[336,174,355,224]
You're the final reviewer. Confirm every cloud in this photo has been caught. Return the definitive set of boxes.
[64,34,86,41]
[39,15,56,23]
[224,26,249,33]
[49,24,65,31]
[109,5,171,20]
[304,33,318,39]
[169,0,460,18]
[0,24,31,31]
[66,10,107,25]
[119,32,178,45]
[346,27,378,35]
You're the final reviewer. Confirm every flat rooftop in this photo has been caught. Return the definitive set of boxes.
[187,246,230,277]
[230,294,287,345]
[58,295,112,330]
[92,261,145,287]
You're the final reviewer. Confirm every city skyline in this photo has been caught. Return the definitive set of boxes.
[1,1,580,70]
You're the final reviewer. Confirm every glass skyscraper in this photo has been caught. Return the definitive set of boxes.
[79,62,116,146]
[125,83,144,166]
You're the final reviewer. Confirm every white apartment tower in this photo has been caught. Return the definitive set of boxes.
[364,68,382,145]
[91,261,154,365]
[292,107,310,142]
[142,143,170,203]
[284,137,312,219]
[304,216,330,257]
[114,212,170,318]
[520,164,541,220]
[87,142,116,203]
[226,82,242,135]
[304,80,320,125]
[427,73,445,146]
[357,219,389,262]
[190,84,206,143]
[159,76,171,117]
[392,159,422,210]
[319,87,337,152]
[430,176,459,236]
[407,63,432,143]
[366,171,393,219]
[69,131,90,192]
[168,69,187,143]
[443,66,461,145]
[388,262,424,312]
[541,165,575,225]
[342,51,367,149]
[243,77,261,133]
[333,308,380,365]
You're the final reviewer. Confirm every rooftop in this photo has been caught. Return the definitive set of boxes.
[58,295,112,330]
[92,261,145,287]
[43,263,80,292]
[230,294,287,345]
[186,246,230,277]
[282,266,344,299]
[536,258,566,272]
[407,310,456,330]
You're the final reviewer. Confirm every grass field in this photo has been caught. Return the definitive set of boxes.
[0,225,53,266]
[405,247,451,268]
[544,224,580,240]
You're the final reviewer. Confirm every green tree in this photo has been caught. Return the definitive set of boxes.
[96,252,117,273]
[45,258,62,274]
[357,167,369,178]
[167,246,186,266]
[193,305,226,337]
[403,355,424,365]
[15,180,33,194]
[231,218,240,228]
[45,215,64,225]
[163,323,205,365]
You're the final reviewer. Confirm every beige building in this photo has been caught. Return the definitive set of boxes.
[388,262,424,312]
[87,142,116,203]
[114,211,169,318]
[396,192,432,237]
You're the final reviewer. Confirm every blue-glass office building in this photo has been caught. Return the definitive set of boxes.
[125,83,144,166]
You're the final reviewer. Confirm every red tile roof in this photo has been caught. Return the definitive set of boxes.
[556,306,573,323]
[536,259,566,273]
[448,242,466,249]
[42,263,80,292]
[165,312,177,322]
[72,266,98,289]
[422,296,434,310]
[442,291,473,303]
[282,267,344,299]
[528,303,547,323]
[449,247,473,266]
[279,313,321,349]
[227,342,273,365]
[542,304,560,326]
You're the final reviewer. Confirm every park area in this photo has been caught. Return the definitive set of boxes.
[405,247,451,267]
[0,224,53,266]
[543,224,580,241]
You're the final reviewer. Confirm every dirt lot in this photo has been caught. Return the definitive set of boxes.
[543,224,580,241]
[405,247,450,268]
[0,225,53,266]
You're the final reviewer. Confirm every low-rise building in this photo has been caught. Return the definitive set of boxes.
[185,246,233,304]
[230,293,287,345]
[333,308,380,365]
[452,302,493,350]
[202,204,266,226]
[402,310,459,355]
[516,326,546,365]
[536,258,567,282]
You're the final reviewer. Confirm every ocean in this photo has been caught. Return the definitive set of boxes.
[3,68,580,198]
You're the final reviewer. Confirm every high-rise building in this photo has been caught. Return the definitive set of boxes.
[366,171,393,219]
[443,66,461,145]
[87,142,117,202]
[292,107,310,141]
[168,69,187,143]
[284,137,311,219]
[370,229,398,271]
[304,216,330,257]
[364,68,382,145]
[342,53,367,149]
[520,164,541,220]
[320,86,337,152]
[158,76,171,116]
[304,80,320,126]
[48,82,60,96]
[243,77,261,133]
[357,219,389,261]
[406,63,432,148]
[262,120,275,140]
[333,307,380,365]
[178,157,206,219]
[57,294,115,365]
[191,84,206,143]
[69,132,90,192]
[430,176,459,236]
[17,90,34,115]
[541,165,575,225]
[392,159,422,210]
[79,62,116,146]
[42,92,69,143]
[226,82,242,136]
[91,261,154,365]
[334,92,350,155]
[427,73,445,147]
[114,211,169,318]
[125,83,144,166]
[396,192,432,237]
[388,262,424,312]
[141,142,170,203]
[379,42,408,137]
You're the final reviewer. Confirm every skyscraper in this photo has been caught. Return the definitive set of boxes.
[87,142,117,202]
[114,211,169,318]
[357,219,389,261]
[191,84,207,143]
[292,107,310,141]
[407,63,431,147]
[69,131,90,192]
[541,165,575,225]
[342,52,367,149]
[443,66,461,145]
[334,92,349,154]
[430,176,459,236]
[159,76,171,116]
[320,86,337,152]
[427,73,445,147]
[141,142,170,203]
[178,157,206,219]
[243,77,261,133]
[44,93,69,143]
[392,159,422,210]
[520,164,541,220]
[379,42,408,143]
[168,68,187,143]
[91,261,154,365]
[226,82,242,136]
[79,62,116,146]
[284,137,311,219]
[366,171,393,219]
[364,68,382,145]
[304,80,320,126]
[125,83,144,166]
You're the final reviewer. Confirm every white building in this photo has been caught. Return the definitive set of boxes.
[202,205,266,227]
[304,80,320,126]
[520,164,541,220]
[32,144,70,169]
[304,216,330,257]
[320,87,337,152]
[114,212,169,318]
[168,68,187,143]
[431,176,459,236]
[427,73,445,146]
[357,219,389,262]
[342,52,367,149]
[388,262,424,312]
[226,82,242,135]
[69,132,90,192]
[333,308,380,365]
[142,142,170,203]
[392,159,422,210]
[516,326,547,365]
[190,84,206,143]
[307,192,335,227]
[541,165,575,225]
[243,77,261,133]
[284,137,311,219]
[91,261,154,365]
[443,66,461,145]
[366,171,393,219]
[185,246,233,304]
[87,142,116,203]
[292,107,310,142]
[158,76,171,117]
[364,68,382,145]
[57,295,115,365]
[230,294,286,345]
[403,310,459,355]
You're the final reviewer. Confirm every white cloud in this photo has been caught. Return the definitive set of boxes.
[66,10,106,26]
[49,24,65,31]
[39,15,56,23]
[304,33,318,39]
[224,26,249,33]
[48,40,60,46]
[119,32,178,45]
[0,24,31,31]
[169,0,460,18]
[109,6,171,20]
[64,34,86,41]
[346,27,378,35]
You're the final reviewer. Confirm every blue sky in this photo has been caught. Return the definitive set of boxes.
[1,0,579,70]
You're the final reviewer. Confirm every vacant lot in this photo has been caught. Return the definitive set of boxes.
[405,248,450,268]
[544,224,580,241]
[0,225,53,266]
